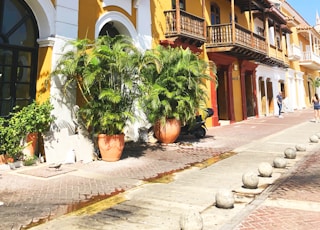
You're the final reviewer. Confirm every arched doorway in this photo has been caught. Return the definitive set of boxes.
[99,22,120,37]
[0,0,39,117]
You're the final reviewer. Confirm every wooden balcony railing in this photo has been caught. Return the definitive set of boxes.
[269,45,284,60]
[164,10,206,42]
[268,45,288,67]
[207,23,266,55]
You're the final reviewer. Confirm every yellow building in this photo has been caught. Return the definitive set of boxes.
[282,0,320,110]
[1,0,318,141]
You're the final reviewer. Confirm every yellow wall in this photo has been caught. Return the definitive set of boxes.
[150,0,171,47]
[36,47,52,103]
[78,1,137,40]
[204,0,249,27]
[186,0,203,17]
[232,65,243,121]
[78,0,102,40]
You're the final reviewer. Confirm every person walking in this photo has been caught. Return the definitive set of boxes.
[277,91,283,118]
[312,93,320,122]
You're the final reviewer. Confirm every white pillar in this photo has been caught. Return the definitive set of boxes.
[50,0,79,131]
[135,0,152,50]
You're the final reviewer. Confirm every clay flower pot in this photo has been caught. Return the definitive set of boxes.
[154,118,181,144]
[25,132,38,157]
[97,134,125,162]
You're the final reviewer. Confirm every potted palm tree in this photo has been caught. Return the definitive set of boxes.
[53,35,142,161]
[139,45,214,144]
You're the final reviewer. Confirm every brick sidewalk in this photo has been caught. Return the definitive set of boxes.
[235,150,320,230]
[0,108,316,230]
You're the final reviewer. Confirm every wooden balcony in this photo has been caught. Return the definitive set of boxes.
[206,23,267,61]
[164,10,206,47]
[299,51,320,70]
[262,45,289,68]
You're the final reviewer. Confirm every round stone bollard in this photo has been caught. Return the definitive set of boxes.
[242,171,259,189]
[284,147,296,159]
[273,157,287,168]
[215,189,235,209]
[309,135,319,143]
[295,144,306,152]
[179,209,203,230]
[258,162,273,177]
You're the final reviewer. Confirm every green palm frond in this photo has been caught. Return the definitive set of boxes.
[53,35,143,135]
[139,45,215,124]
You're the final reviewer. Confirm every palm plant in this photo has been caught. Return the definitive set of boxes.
[53,35,143,135]
[52,38,92,104]
[312,77,320,90]
[140,45,214,126]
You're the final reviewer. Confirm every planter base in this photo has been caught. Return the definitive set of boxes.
[98,134,125,162]
[154,119,181,144]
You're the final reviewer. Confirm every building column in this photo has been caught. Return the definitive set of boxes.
[135,0,152,50]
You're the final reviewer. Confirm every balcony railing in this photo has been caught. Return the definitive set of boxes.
[288,44,302,61]
[299,51,320,70]
[267,45,288,67]
[207,23,266,56]
[164,10,206,43]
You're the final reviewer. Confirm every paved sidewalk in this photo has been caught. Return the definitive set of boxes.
[1,108,320,229]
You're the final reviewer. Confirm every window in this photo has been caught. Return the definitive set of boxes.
[99,22,120,38]
[172,0,185,10]
[257,27,264,36]
[0,0,39,117]
[211,3,220,25]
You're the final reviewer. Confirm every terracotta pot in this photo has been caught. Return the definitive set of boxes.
[97,134,125,162]
[154,118,181,144]
[5,156,14,163]
[25,132,38,157]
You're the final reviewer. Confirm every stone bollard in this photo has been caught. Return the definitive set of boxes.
[242,171,259,189]
[309,135,319,143]
[180,209,203,230]
[215,189,235,209]
[273,157,287,168]
[258,162,273,177]
[284,147,296,159]
[295,144,306,152]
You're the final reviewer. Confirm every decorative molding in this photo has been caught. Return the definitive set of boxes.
[102,0,132,15]
[25,0,55,38]
[37,37,56,47]
[134,0,142,8]
[95,11,137,39]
